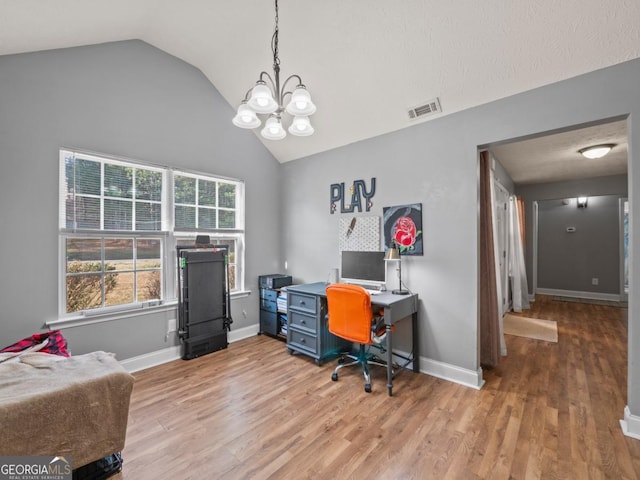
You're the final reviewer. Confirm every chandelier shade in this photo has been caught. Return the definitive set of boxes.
[261,116,287,140]
[247,81,279,114]
[288,116,314,136]
[232,102,261,129]
[285,86,316,116]
[232,0,316,140]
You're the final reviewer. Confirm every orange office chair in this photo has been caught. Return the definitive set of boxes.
[326,283,389,393]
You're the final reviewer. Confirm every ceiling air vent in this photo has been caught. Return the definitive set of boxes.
[407,97,442,121]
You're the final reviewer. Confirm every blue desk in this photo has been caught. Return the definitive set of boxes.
[286,282,419,396]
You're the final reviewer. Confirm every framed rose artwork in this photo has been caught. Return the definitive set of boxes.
[383,203,423,255]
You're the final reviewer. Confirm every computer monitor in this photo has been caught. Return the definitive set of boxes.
[340,250,386,288]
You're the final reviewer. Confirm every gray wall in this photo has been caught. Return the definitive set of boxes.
[0,41,281,358]
[2,39,640,425]
[517,175,627,294]
[282,122,480,372]
[537,195,623,294]
[282,59,640,413]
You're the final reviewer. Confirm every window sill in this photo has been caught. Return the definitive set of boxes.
[47,300,179,330]
[48,292,251,330]
[231,290,251,299]
[45,290,251,330]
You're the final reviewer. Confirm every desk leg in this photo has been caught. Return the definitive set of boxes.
[386,314,393,396]
[412,311,419,373]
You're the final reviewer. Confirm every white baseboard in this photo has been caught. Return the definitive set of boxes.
[390,348,483,389]
[620,406,640,440]
[120,323,260,373]
[536,288,622,302]
[120,324,485,391]
[120,345,182,373]
[420,356,485,390]
[228,323,260,343]
[363,347,484,390]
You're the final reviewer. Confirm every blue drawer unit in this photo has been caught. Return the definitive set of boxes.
[286,283,352,365]
[258,275,292,339]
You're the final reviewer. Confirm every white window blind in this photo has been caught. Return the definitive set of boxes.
[174,172,240,231]
[60,151,165,232]
[59,149,246,317]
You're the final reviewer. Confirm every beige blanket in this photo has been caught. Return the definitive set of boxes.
[0,350,134,468]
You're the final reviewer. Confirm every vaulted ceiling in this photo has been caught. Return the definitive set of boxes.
[1,0,639,173]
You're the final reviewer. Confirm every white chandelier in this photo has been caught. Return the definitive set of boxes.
[232,0,316,140]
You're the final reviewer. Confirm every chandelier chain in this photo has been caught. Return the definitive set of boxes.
[272,0,281,71]
[232,0,315,139]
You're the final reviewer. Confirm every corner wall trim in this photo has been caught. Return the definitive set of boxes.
[620,406,640,440]
[120,323,260,373]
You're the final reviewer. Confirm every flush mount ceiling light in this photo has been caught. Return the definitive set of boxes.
[232,0,316,140]
[578,144,615,159]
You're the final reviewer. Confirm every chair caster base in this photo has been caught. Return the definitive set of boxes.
[364,383,372,393]
[331,373,338,382]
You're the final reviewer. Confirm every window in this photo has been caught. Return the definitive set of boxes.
[59,150,245,316]
[173,170,243,292]
[63,156,164,231]
[174,174,238,230]
[65,236,163,312]
[175,237,240,291]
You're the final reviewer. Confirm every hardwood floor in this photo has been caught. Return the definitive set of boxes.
[112,296,640,479]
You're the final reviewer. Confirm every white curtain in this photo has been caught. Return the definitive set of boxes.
[509,196,530,312]
[489,175,507,356]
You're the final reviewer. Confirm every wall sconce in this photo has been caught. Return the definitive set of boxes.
[384,245,409,295]
[577,197,588,208]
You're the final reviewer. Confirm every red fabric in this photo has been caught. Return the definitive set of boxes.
[1,330,70,357]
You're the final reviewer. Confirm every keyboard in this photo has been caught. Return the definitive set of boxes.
[345,283,383,295]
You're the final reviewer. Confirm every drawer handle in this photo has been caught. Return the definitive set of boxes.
[299,300,306,306]
[300,337,306,343]
[300,319,306,325]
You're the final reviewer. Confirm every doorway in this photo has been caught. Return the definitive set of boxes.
[479,116,628,363]
[494,179,510,315]
[489,117,628,302]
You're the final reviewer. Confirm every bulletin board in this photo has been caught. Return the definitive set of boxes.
[338,216,381,252]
